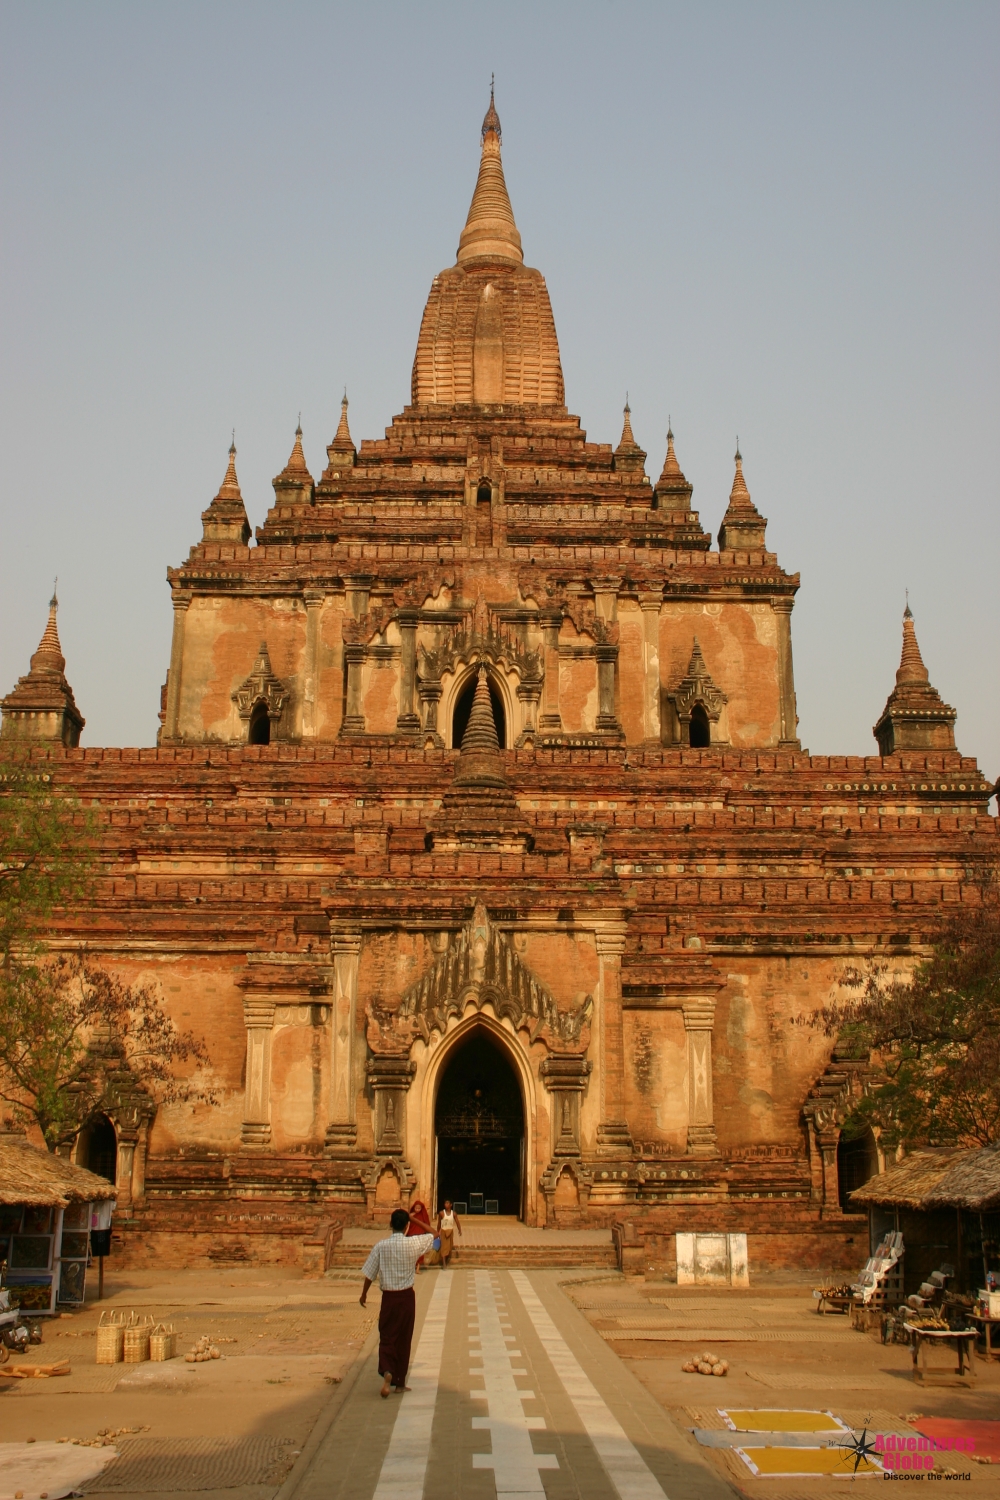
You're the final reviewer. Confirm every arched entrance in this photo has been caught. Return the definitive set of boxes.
[77,1113,118,1184]
[837,1127,878,1212]
[248,701,270,744]
[689,702,710,747]
[434,1028,524,1216]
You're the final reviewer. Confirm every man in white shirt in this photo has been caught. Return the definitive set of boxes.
[360,1207,436,1397]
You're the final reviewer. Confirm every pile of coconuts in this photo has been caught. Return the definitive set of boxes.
[682,1351,729,1376]
[184,1336,221,1363]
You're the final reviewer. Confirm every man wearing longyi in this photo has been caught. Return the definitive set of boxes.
[359,1208,436,1397]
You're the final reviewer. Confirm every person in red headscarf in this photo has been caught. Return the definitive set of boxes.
[405,1199,433,1271]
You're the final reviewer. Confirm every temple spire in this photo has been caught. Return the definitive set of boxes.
[457,84,523,266]
[216,439,242,501]
[613,396,646,475]
[873,602,956,755]
[284,420,310,477]
[896,600,929,685]
[201,438,251,545]
[31,589,65,675]
[654,420,693,511]
[718,441,767,550]
[323,391,356,471]
[1,591,85,747]
[273,419,314,504]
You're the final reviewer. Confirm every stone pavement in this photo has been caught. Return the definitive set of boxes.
[286,1268,735,1500]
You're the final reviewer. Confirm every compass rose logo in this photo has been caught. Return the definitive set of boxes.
[833,1414,880,1475]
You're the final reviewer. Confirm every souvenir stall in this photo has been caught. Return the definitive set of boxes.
[0,1128,117,1312]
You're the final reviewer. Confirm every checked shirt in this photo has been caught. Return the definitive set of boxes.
[362,1232,436,1291]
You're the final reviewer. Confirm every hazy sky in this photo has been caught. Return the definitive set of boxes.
[1,2,997,777]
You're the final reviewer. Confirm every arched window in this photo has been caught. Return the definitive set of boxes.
[476,479,492,545]
[451,673,506,749]
[689,703,710,748]
[248,701,270,745]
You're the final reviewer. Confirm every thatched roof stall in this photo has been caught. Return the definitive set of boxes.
[0,1132,116,1313]
[922,1144,1000,1213]
[850,1148,967,1211]
[0,1134,118,1207]
[850,1145,1000,1293]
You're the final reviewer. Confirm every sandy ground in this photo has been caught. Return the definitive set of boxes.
[4,1265,999,1498]
[562,1274,1000,1498]
[0,1263,377,1499]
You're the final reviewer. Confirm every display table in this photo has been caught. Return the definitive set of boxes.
[970,1313,1000,1361]
[903,1324,977,1384]
[813,1290,852,1315]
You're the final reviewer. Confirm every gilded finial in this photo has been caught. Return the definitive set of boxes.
[735,436,741,462]
[667,414,673,440]
[51,577,58,610]
[904,588,912,620]
[230,429,236,455]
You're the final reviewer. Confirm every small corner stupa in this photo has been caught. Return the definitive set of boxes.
[874,603,957,754]
[201,440,251,545]
[0,589,85,747]
[718,443,767,551]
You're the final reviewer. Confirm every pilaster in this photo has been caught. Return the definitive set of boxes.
[326,932,362,1153]
[395,610,420,732]
[241,997,276,1147]
[367,1056,416,1155]
[682,998,719,1156]
[594,925,632,1154]
[773,596,801,749]
[342,645,366,734]
[639,589,663,743]
[540,1055,592,1156]
[301,589,325,739]
[538,608,562,731]
[163,591,191,741]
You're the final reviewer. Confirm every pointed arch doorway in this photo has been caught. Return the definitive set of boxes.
[434,1028,524,1217]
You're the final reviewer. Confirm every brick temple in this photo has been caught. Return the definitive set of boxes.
[3,92,997,1274]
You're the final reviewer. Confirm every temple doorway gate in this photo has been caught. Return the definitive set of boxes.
[434,1028,525,1218]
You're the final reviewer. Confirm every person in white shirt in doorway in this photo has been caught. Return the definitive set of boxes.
[360,1207,436,1397]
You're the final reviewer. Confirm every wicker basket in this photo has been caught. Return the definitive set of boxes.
[96,1310,125,1365]
[123,1315,153,1364]
[149,1324,175,1362]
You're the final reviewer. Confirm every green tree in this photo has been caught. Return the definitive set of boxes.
[0,759,93,968]
[0,757,213,1148]
[818,870,1000,1149]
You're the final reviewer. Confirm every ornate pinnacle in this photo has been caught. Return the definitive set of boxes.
[482,76,501,144]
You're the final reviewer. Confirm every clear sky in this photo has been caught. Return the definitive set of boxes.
[1,2,997,776]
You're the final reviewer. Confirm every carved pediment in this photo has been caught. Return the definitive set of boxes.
[667,638,727,722]
[366,902,592,1056]
[418,595,542,686]
[233,642,288,721]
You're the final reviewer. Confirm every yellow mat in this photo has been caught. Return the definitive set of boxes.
[721,1409,847,1433]
[737,1446,882,1477]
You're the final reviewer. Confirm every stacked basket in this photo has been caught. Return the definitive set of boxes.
[96,1310,126,1365]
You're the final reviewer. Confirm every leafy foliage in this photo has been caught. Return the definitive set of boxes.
[0,954,214,1149]
[0,757,214,1149]
[818,871,1000,1149]
[0,761,93,966]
